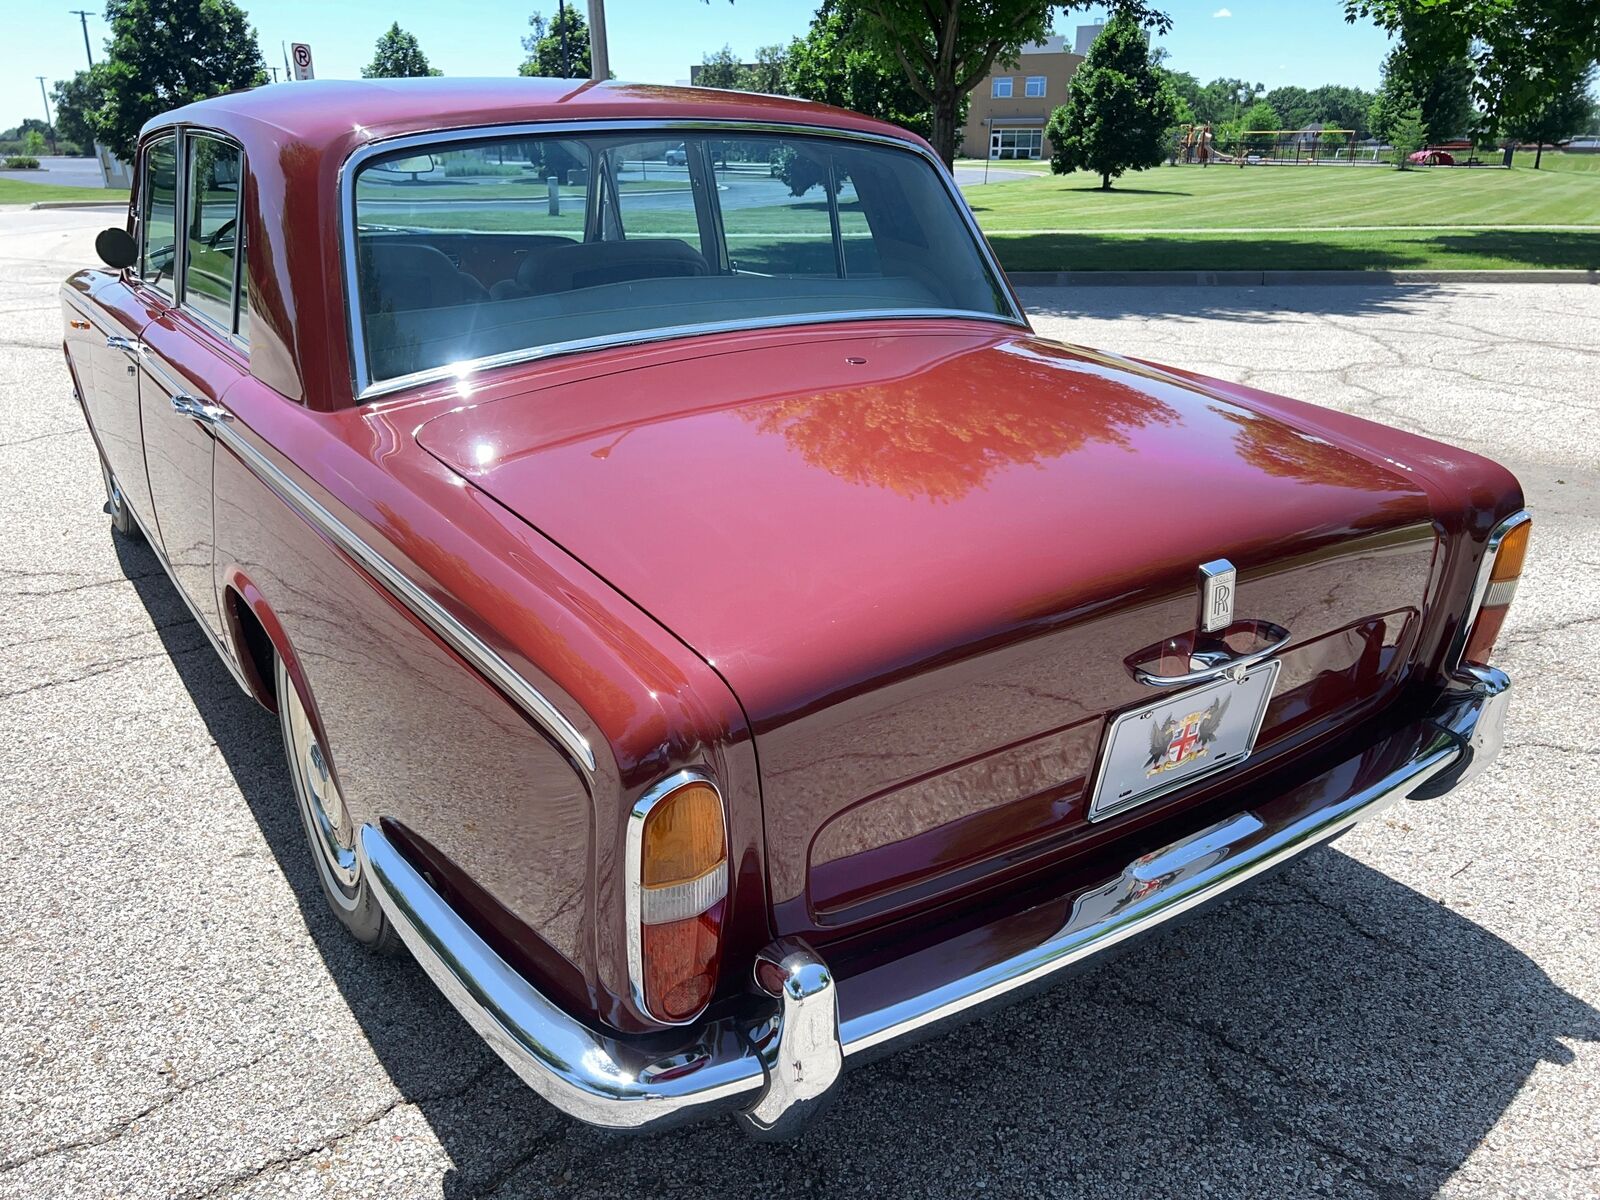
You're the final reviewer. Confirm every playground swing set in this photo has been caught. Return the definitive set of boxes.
[1175,125,1369,166]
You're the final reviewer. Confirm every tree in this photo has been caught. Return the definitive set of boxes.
[1265,85,1313,131]
[784,0,935,138]
[1046,13,1178,189]
[362,22,441,78]
[745,44,789,94]
[1389,104,1426,166]
[1193,77,1262,125]
[1510,66,1595,167]
[1371,47,1473,145]
[1306,84,1375,138]
[90,0,267,162]
[853,0,1172,168]
[519,7,590,77]
[1345,0,1600,146]
[697,45,744,89]
[52,68,113,153]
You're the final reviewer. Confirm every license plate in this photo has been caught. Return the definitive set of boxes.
[1087,660,1281,823]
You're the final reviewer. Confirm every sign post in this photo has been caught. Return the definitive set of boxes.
[291,42,314,81]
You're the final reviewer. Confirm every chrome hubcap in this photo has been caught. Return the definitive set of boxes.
[284,677,359,890]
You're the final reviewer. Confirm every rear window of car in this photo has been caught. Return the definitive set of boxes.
[348,129,1015,390]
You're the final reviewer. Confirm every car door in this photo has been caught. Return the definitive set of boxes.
[135,129,251,645]
[69,133,183,539]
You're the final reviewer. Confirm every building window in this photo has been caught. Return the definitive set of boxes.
[989,128,1044,160]
[1025,76,1046,98]
[991,77,1013,98]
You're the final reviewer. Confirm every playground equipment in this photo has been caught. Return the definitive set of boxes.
[1175,126,1365,166]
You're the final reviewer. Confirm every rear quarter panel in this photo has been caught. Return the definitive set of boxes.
[211,376,763,1031]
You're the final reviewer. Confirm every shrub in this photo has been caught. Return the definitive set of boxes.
[442,161,525,177]
[4,155,41,169]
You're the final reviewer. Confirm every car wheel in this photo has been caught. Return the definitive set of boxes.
[276,654,399,953]
[100,458,139,538]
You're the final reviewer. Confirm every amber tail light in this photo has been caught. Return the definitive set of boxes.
[1461,513,1531,668]
[627,775,728,1024]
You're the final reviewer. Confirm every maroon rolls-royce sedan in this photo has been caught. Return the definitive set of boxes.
[62,78,1528,1136]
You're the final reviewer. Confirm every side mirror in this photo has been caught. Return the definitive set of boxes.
[95,227,138,270]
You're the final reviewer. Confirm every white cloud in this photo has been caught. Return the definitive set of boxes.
[1212,7,1232,16]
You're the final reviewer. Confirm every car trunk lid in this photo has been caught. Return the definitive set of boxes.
[414,325,1441,938]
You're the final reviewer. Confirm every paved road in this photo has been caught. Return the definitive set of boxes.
[0,155,106,188]
[1,208,1596,1199]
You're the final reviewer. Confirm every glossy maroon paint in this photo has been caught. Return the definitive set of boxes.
[62,80,1522,1035]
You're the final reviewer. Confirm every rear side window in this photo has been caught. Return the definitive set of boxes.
[140,135,178,296]
[182,134,244,333]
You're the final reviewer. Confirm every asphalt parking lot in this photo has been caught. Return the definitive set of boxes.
[1,207,1596,1199]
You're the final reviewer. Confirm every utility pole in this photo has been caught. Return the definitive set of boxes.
[38,76,56,152]
[69,9,95,67]
[587,0,609,81]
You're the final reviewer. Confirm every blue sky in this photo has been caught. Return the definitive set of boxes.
[6,1,1396,135]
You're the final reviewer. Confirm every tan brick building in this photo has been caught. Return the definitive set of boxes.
[959,31,1094,160]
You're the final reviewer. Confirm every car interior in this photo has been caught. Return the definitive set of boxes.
[351,131,1010,385]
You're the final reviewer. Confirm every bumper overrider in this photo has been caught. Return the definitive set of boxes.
[357,666,1510,1137]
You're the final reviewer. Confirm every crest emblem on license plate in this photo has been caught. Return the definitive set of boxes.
[1146,695,1232,776]
[1197,558,1236,633]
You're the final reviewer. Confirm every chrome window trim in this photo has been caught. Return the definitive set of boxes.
[624,769,727,1027]
[201,414,598,779]
[138,131,181,301]
[1449,507,1531,670]
[338,117,1028,400]
[177,128,250,351]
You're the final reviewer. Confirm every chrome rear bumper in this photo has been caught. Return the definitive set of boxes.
[360,667,1510,1134]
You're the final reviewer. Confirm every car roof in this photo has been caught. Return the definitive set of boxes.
[144,77,923,154]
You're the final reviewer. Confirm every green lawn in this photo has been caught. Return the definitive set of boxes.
[0,177,128,205]
[961,161,1598,270]
[1508,150,1600,173]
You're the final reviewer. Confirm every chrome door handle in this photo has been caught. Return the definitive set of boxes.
[1131,621,1292,688]
[105,334,145,356]
[170,394,232,425]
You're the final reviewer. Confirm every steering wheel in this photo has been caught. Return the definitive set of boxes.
[204,218,236,250]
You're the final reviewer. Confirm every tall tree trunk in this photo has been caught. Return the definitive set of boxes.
[1101,171,1111,190]
[931,89,960,169]
[1534,142,1543,169]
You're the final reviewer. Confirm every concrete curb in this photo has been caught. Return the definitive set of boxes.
[1007,268,1600,286]
[27,200,127,211]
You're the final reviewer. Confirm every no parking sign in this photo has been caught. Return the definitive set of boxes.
[291,42,314,80]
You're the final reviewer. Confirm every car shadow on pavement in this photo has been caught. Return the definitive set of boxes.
[117,531,1600,1199]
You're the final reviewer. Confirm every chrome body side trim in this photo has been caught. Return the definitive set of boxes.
[1448,508,1531,671]
[67,287,597,778]
[360,668,1509,1134]
[337,118,1030,400]
[203,417,598,777]
[624,769,728,1025]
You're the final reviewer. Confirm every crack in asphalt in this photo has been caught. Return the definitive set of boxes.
[0,639,206,699]
[0,1047,283,1175]
[180,1060,504,1199]
[0,426,83,450]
